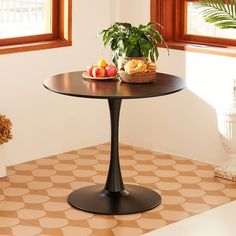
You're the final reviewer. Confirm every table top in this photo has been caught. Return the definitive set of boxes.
[43,71,185,99]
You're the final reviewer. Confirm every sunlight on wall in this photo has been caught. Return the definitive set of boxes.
[118,0,232,165]
[185,52,236,109]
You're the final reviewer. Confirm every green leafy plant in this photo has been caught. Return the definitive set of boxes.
[196,0,236,29]
[100,22,168,66]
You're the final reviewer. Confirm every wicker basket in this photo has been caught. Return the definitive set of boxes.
[118,70,157,84]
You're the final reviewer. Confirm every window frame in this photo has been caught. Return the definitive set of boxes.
[0,0,72,55]
[150,0,236,57]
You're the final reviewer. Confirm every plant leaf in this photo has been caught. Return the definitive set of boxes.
[197,0,236,29]
[99,21,168,62]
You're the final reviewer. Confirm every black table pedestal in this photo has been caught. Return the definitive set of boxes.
[68,99,161,215]
[68,184,161,215]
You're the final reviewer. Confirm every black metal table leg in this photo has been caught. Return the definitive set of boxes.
[68,98,161,214]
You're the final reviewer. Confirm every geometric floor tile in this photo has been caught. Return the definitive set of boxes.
[0,143,236,236]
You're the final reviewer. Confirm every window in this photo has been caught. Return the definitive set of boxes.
[0,0,72,54]
[186,2,236,40]
[151,0,236,57]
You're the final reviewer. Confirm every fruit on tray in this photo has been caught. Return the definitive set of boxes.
[86,59,117,78]
[87,65,96,77]
[98,59,108,68]
[92,66,106,78]
[105,65,117,77]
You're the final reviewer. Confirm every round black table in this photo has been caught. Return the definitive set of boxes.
[43,71,185,215]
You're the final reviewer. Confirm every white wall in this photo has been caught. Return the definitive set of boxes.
[119,0,236,165]
[2,0,235,167]
[1,0,115,166]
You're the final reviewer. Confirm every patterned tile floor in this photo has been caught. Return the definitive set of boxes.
[0,143,236,236]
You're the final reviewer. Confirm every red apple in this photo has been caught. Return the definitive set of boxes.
[105,65,117,77]
[92,66,106,78]
[87,65,96,77]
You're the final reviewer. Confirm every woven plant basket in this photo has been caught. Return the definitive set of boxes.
[118,71,157,84]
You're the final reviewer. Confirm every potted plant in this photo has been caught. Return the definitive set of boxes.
[100,22,168,83]
[0,114,13,178]
[100,22,168,67]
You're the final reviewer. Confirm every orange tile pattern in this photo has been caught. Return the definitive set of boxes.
[0,143,236,236]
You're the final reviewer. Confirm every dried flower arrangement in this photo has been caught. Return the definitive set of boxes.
[0,114,13,144]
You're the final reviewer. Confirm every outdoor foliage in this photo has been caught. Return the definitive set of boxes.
[197,0,236,29]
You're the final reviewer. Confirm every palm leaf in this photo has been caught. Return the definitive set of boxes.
[197,0,236,29]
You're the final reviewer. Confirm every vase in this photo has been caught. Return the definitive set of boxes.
[215,79,236,181]
[0,145,6,178]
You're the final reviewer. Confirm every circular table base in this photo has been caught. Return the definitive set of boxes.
[68,184,161,215]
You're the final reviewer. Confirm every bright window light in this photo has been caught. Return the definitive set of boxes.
[186,2,236,40]
[0,0,52,39]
